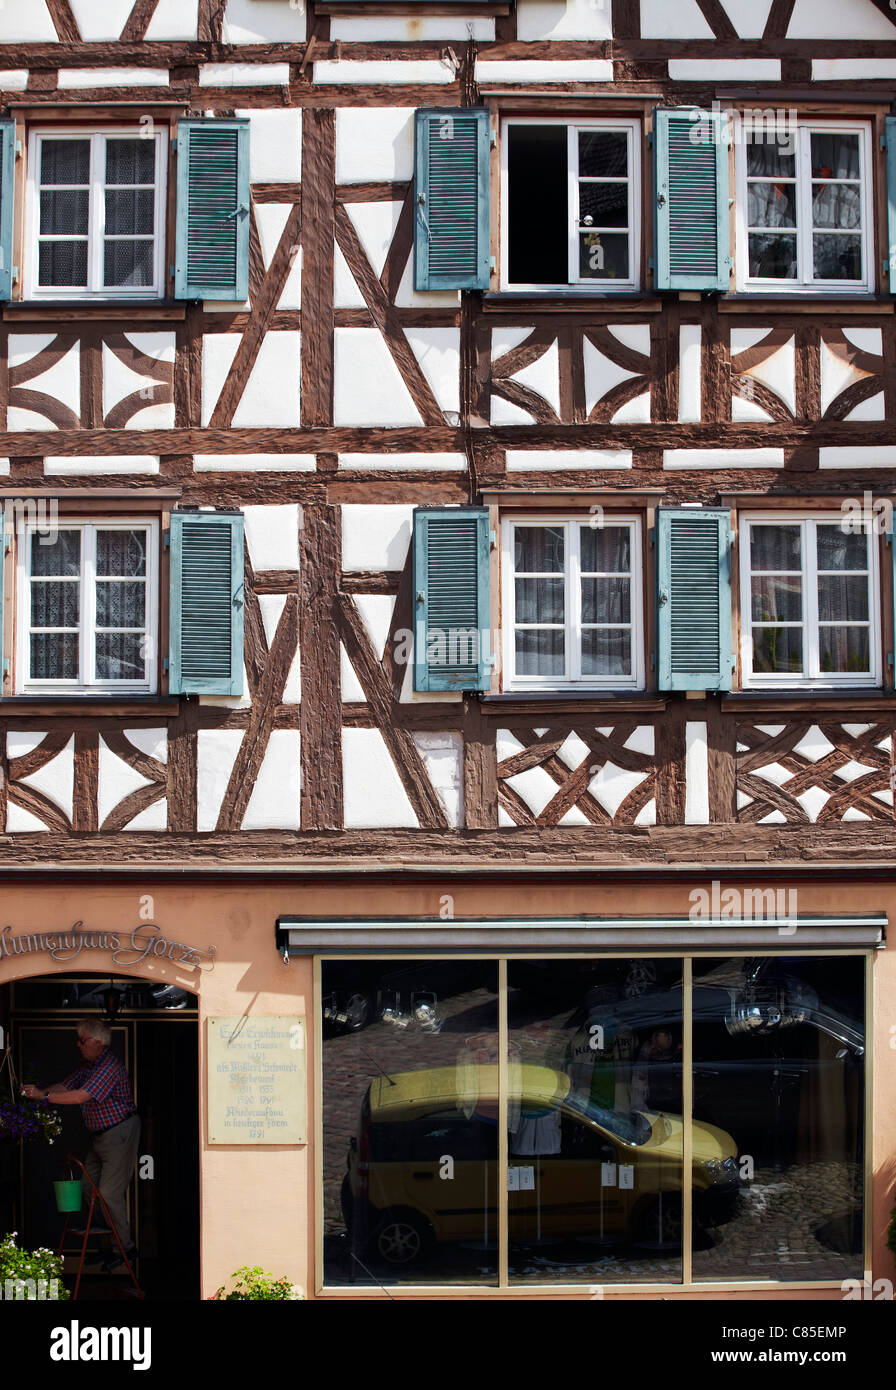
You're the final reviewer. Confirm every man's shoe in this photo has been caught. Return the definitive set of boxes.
[101,1246,137,1272]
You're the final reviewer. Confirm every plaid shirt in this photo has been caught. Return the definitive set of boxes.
[64,1049,136,1132]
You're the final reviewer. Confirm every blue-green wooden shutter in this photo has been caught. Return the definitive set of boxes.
[654,108,730,292]
[657,508,732,692]
[169,512,244,695]
[414,507,491,691]
[888,528,896,686]
[0,121,15,301]
[0,514,6,685]
[886,118,896,293]
[414,108,490,291]
[174,119,250,301]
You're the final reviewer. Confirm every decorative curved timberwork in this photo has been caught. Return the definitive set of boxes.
[497,723,657,828]
[735,721,895,824]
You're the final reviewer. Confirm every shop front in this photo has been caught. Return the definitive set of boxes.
[0,875,891,1301]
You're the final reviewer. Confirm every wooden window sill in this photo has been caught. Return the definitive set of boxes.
[480,693,666,715]
[722,692,893,712]
[3,303,186,322]
[482,293,662,314]
[0,697,180,717]
[719,296,893,314]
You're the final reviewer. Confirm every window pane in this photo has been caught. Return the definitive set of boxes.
[507,960,683,1286]
[507,125,568,285]
[96,529,148,577]
[39,241,88,287]
[818,625,870,674]
[579,232,629,281]
[817,575,869,624]
[811,131,860,180]
[322,960,499,1287]
[748,233,797,279]
[812,183,860,231]
[105,138,155,186]
[95,631,145,681]
[692,957,863,1283]
[40,188,89,237]
[579,131,627,178]
[581,628,631,676]
[750,524,801,572]
[580,526,631,574]
[30,580,79,629]
[104,239,154,288]
[581,577,631,625]
[752,626,803,674]
[746,140,795,179]
[516,628,564,676]
[579,181,628,228]
[751,576,802,624]
[816,525,867,572]
[812,234,861,281]
[31,530,80,578]
[105,187,155,236]
[41,139,90,185]
[96,581,146,629]
[747,183,797,229]
[515,577,564,624]
[515,526,564,573]
[30,633,78,680]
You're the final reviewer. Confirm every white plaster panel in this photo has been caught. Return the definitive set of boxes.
[58,68,169,87]
[821,339,871,417]
[197,730,244,832]
[717,0,774,36]
[243,504,301,572]
[316,60,456,84]
[607,324,651,356]
[336,108,414,184]
[68,0,131,39]
[678,325,702,423]
[491,396,536,426]
[347,201,402,278]
[102,336,174,428]
[819,447,896,469]
[476,60,613,82]
[496,730,525,762]
[254,204,291,270]
[123,728,167,764]
[844,393,884,422]
[236,108,302,183]
[7,804,49,833]
[145,0,199,40]
[17,735,74,820]
[841,808,871,822]
[98,737,151,826]
[752,762,794,788]
[342,505,414,572]
[201,334,240,427]
[587,762,648,820]
[668,60,781,80]
[742,337,795,416]
[334,328,422,426]
[242,730,301,830]
[517,0,611,39]
[612,392,650,424]
[641,0,713,37]
[558,805,590,826]
[664,448,784,469]
[556,732,591,770]
[510,339,560,414]
[842,328,883,355]
[339,453,466,470]
[341,644,366,703]
[584,337,637,415]
[8,336,80,430]
[0,2,56,41]
[123,800,167,831]
[732,396,774,423]
[795,786,830,821]
[730,327,775,353]
[508,764,564,818]
[624,726,655,757]
[833,759,877,784]
[7,732,48,758]
[492,326,536,360]
[331,16,495,39]
[44,457,159,475]
[355,594,396,661]
[232,332,301,428]
[343,728,419,828]
[506,450,632,470]
[222,0,305,42]
[685,722,709,825]
[843,724,873,738]
[283,642,301,704]
[757,810,787,824]
[789,0,895,38]
[813,59,896,80]
[412,731,463,827]
[404,328,461,417]
[791,727,835,762]
[258,594,287,651]
[498,806,515,828]
[193,454,315,472]
[199,64,290,87]
[634,800,656,827]
[0,73,29,91]
[334,242,366,308]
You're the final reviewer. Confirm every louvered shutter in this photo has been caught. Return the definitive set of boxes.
[0,121,15,301]
[414,108,490,291]
[414,508,491,691]
[886,118,896,294]
[657,509,732,692]
[654,108,730,292]
[169,512,244,695]
[175,119,250,301]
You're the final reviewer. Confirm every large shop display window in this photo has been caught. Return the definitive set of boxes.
[320,956,865,1290]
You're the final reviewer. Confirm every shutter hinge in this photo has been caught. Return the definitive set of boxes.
[490,128,497,148]
[731,654,737,668]
[484,655,496,667]
[882,134,887,150]
[489,256,496,272]
[2,658,8,676]
[163,657,169,672]
[884,258,891,280]
[650,651,656,670]
[14,140,21,157]
[169,265,175,279]
[171,138,177,152]
[648,526,655,546]
[647,132,653,148]
[163,529,170,548]
[489,529,496,545]
[11,267,16,281]
[647,257,654,271]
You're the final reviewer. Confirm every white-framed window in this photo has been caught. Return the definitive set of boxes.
[501,118,641,292]
[501,516,644,689]
[26,128,167,300]
[739,514,881,689]
[15,519,159,694]
[735,120,873,293]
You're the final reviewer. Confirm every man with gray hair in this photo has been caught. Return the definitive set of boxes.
[22,1018,140,1271]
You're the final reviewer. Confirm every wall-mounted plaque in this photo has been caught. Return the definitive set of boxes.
[207,1016,306,1145]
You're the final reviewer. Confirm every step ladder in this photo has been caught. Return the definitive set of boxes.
[55,1154,144,1300]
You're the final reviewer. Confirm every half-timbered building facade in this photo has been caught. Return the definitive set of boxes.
[0,0,893,1301]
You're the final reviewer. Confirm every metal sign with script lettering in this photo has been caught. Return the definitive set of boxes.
[0,922,216,972]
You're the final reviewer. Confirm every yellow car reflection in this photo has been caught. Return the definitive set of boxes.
[342,1064,740,1265]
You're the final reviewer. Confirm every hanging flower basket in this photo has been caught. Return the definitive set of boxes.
[0,1098,63,1146]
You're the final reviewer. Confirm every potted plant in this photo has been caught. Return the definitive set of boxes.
[208,1265,303,1300]
[0,1096,63,1146]
[0,1232,69,1300]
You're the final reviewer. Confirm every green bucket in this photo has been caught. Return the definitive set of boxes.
[53,1180,82,1214]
